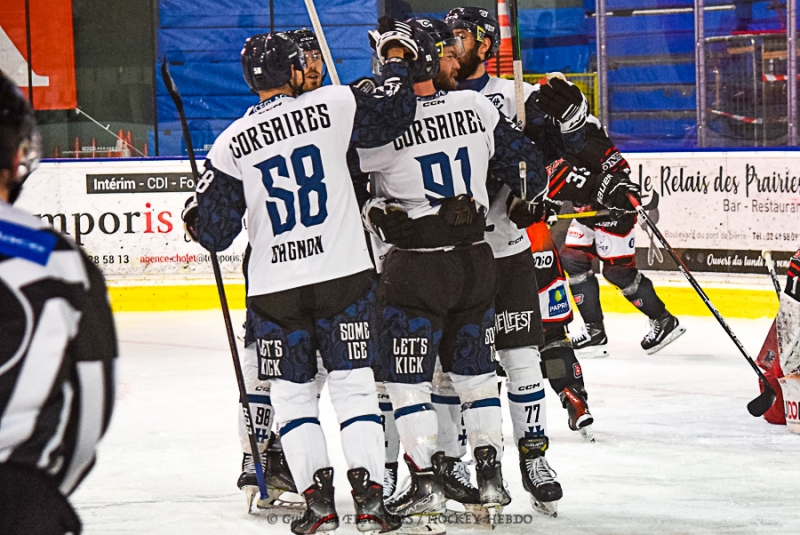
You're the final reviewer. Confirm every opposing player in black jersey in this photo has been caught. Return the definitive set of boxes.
[559,116,685,356]
[0,72,117,535]
[184,22,421,534]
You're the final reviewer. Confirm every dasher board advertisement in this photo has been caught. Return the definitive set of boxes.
[15,160,248,278]
[625,151,799,274]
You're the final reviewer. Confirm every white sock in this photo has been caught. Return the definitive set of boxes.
[271,378,329,493]
[377,382,400,464]
[385,381,437,469]
[449,372,504,460]
[432,360,466,458]
[239,345,273,453]
[498,346,548,443]
[328,368,384,482]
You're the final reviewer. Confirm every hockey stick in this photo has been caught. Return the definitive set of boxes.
[556,191,659,220]
[628,193,776,417]
[161,58,268,501]
[762,250,783,300]
[303,0,340,85]
[508,0,527,200]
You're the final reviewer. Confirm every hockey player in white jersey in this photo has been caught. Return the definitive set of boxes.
[184,24,422,534]
[441,7,593,514]
[356,28,549,524]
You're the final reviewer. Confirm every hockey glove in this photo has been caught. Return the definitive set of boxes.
[506,193,545,229]
[351,77,377,94]
[369,17,419,63]
[786,249,800,302]
[593,172,641,214]
[182,195,199,242]
[535,75,588,133]
[365,203,417,245]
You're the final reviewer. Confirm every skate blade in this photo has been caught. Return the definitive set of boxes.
[530,496,558,518]
[396,514,446,535]
[441,503,492,529]
[645,325,686,355]
[259,489,305,511]
[579,425,596,443]
[575,344,609,358]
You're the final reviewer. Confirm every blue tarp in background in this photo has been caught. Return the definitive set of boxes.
[153,0,789,154]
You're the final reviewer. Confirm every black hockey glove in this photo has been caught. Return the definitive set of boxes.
[182,196,199,242]
[535,76,588,133]
[368,205,417,245]
[593,172,641,214]
[786,250,800,302]
[506,193,544,229]
[369,17,419,63]
[351,77,377,94]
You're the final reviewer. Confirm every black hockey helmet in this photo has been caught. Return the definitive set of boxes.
[285,28,320,52]
[403,20,440,82]
[444,6,500,60]
[407,17,465,58]
[0,72,40,204]
[241,32,306,94]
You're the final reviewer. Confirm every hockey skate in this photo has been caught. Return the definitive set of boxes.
[263,436,304,510]
[385,454,446,534]
[348,467,402,533]
[518,437,562,517]
[560,385,595,443]
[432,452,490,527]
[238,452,270,513]
[641,311,685,354]
[384,462,398,501]
[291,468,339,535]
[570,322,609,358]
[473,446,511,526]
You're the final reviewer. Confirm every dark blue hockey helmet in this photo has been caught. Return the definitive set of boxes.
[408,17,465,58]
[285,28,328,82]
[241,32,306,94]
[403,20,440,82]
[445,6,500,60]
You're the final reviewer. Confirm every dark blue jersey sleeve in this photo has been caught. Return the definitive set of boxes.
[194,160,246,252]
[349,60,417,149]
[489,114,548,200]
[524,92,587,158]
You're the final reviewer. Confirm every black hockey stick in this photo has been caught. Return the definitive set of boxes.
[161,58,268,501]
[762,250,783,300]
[628,193,776,417]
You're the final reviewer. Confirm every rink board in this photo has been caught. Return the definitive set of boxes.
[15,154,797,316]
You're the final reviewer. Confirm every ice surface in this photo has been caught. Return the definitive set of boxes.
[71,311,800,534]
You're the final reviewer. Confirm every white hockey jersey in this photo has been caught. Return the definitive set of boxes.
[204,88,373,296]
[356,90,498,221]
[479,76,536,258]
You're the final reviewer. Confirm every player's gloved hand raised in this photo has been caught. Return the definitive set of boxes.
[182,196,199,242]
[593,172,641,214]
[369,16,419,63]
[535,74,588,133]
[506,193,545,229]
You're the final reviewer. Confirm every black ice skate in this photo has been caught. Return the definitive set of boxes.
[641,311,686,354]
[238,452,267,512]
[348,467,402,533]
[291,468,339,535]
[384,462,398,501]
[518,437,562,517]
[432,452,490,526]
[385,454,445,534]
[559,385,595,443]
[473,446,511,512]
[570,322,609,358]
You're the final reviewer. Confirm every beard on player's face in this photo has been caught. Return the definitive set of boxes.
[455,42,484,82]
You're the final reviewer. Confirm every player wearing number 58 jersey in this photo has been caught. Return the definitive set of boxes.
[355,27,548,521]
[188,25,421,534]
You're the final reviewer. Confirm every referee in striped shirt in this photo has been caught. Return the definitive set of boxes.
[0,73,117,534]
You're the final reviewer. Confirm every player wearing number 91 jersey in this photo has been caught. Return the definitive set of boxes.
[354,27,548,517]
[191,27,420,534]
